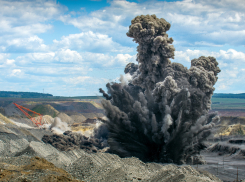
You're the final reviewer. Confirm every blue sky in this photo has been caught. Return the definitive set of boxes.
[0,0,245,96]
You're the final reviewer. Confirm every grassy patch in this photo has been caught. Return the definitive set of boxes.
[0,113,14,124]
[31,104,59,118]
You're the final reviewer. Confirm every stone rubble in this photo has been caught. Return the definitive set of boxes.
[0,120,223,182]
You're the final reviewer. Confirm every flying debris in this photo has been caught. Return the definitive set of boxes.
[99,14,221,164]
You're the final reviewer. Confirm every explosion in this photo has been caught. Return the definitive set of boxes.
[99,14,221,164]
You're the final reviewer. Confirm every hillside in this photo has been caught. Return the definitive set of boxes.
[0,122,222,182]
[213,93,245,99]
[31,104,59,118]
[0,91,53,98]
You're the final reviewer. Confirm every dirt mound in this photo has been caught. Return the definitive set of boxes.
[42,131,108,153]
[81,113,97,119]
[0,153,222,182]
[0,122,223,182]
[57,112,74,124]
[0,156,80,182]
[70,114,86,123]
[42,115,54,124]
[49,101,104,115]
[66,153,222,182]
[31,104,59,117]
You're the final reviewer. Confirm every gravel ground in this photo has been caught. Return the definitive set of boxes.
[198,151,245,181]
[0,120,224,182]
[65,152,222,182]
[0,156,80,182]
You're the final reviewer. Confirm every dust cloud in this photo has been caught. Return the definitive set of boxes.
[99,14,221,164]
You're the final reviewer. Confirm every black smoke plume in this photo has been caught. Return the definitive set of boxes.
[99,14,221,164]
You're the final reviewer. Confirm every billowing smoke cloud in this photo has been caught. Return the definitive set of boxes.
[42,118,109,153]
[42,130,108,153]
[41,117,71,135]
[99,14,221,164]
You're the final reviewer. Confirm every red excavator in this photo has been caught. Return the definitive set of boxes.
[13,103,43,127]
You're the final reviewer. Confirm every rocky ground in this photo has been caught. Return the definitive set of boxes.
[199,150,245,182]
[0,121,223,181]
[1,100,245,181]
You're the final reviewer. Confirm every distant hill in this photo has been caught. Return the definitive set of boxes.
[213,93,245,99]
[0,91,105,99]
[0,91,53,98]
[1,91,245,99]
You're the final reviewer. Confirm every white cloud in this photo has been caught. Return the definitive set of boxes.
[63,76,91,84]
[0,0,69,56]
[0,53,10,62]
[52,31,132,53]
[175,49,210,63]
[63,76,108,85]
[0,0,67,26]
[10,69,21,77]
[0,0,245,95]
[114,54,135,65]
[25,65,89,76]
[194,41,222,47]
[173,47,245,93]
[54,49,83,62]
[16,49,84,64]
[59,0,245,47]
[0,0,68,54]
[6,59,15,65]
[82,52,136,67]
[217,49,245,60]
[175,49,245,64]
[0,58,16,68]
[4,35,48,52]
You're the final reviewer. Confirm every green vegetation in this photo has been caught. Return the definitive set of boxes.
[211,98,245,103]
[31,104,59,118]
[213,93,245,99]
[211,98,245,110]
[237,125,245,135]
[53,96,104,99]
[0,91,53,98]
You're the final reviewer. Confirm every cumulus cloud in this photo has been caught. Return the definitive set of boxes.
[4,36,48,53]
[54,49,83,62]
[52,31,133,53]
[175,49,245,65]
[59,0,245,47]
[0,0,68,55]
[175,49,207,63]
[81,52,136,67]
[63,76,108,85]
[15,49,84,64]
[0,0,67,33]
[217,49,245,60]
[63,76,91,84]
[10,69,22,77]
[172,47,245,93]
[0,0,244,96]
[0,53,10,62]
[0,58,16,68]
